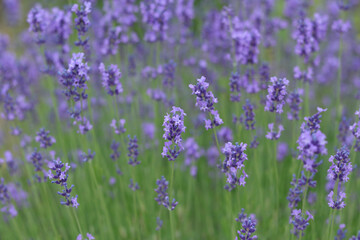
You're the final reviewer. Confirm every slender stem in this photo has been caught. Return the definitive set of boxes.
[72,208,83,235]
[169,161,175,240]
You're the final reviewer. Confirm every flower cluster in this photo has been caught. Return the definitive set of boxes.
[0,178,17,218]
[162,106,186,161]
[76,233,95,240]
[127,135,140,166]
[287,172,316,209]
[58,52,90,103]
[220,142,248,191]
[265,123,284,140]
[27,4,48,44]
[184,138,203,177]
[99,63,123,96]
[350,108,360,151]
[264,77,289,114]
[72,1,91,47]
[241,99,256,130]
[140,0,173,42]
[35,128,56,149]
[154,176,178,211]
[290,209,313,237]
[110,119,126,135]
[189,76,223,130]
[235,209,258,240]
[48,153,78,208]
[229,72,241,102]
[287,89,303,121]
[294,66,313,83]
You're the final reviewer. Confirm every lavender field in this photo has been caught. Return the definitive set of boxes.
[1,0,360,239]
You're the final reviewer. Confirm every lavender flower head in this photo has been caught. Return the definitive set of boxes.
[328,190,346,209]
[154,176,178,211]
[290,209,313,237]
[110,119,126,135]
[48,153,78,208]
[189,76,223,130]
[72,1,91,46]
[287,89,304,120]
[35,128,56,149]
[221,142,248,190]
[162,106,186,161]
[76,233,95,240]
[265,123,284,140]
[0,178,17,218]
[99,63,123,96]
[27,4,48,44]
[235,217,258,240]
[127,135,140,166]
[328,147,352,183]
[332,19,351,34]
[264,77,289,114]
[59,52,90,103]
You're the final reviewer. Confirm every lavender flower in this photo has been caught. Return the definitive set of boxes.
[229,72,241,102]
[129,179,139,191]
[290,209,313,237]
[127,135,140,166]
[349,231,360,240]
[3,0,21,26]
[335,224,347,240]
[328,190,346,209]
[294,66,313,83]
[0,178,17,218]
[293,16,315,61]
[337,116,354,148]
[189,76,223,130]
[142,122,155,140]
[235,217,258,240]
[72,1,91,47]
[350,108,360,151]
[162,106,186,161]
[110,119,126,135]
[184,138,203,177]
[287,89,303,120]
[264,77,289,114]
[99,63,123,96]
[277,142,289,161]
[332,19,351,34]
[79,149,95,163]
[35,128,56,149]
[74,116,93,134]
[220,142,248,190]
[110,141,120,161]
[156,217,163,231]
[48,153,78,208]
[59,52,90,103]
[241,99,256,130]
[328,147,352,183]
[265,123,284,140]
[76,233,95,240]
[27,4,48,44]
[154,176,178,210]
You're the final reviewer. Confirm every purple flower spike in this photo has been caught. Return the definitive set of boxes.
[265,123,284,140]
[127,135,140,166]
[328,190,346,209]
[220,142,248,191]
[290,209,313,237]
[110,119,126,135]
[110,141,120,161]
[154,176,178,211]
[349,231,360,240]
[332,19,351,34]
[48,153,78,208]
[156,217,163,231]
[27,4,48,44]
[99,63,123,96]
[74,116,93,135]
[287,89,304,121]
[129,179,139,191]
[241,99,256,130]
[35,128,56,149]
[264,77,289,114]
[335,224,347,240]
[72,1,91,47]
[235,218,258,240]
[189,76,223,130]
[0,178,18,218]
[328,147,352,183]
[162,106,186,161]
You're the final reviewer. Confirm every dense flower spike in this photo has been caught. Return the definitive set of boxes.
[35,128,56,149]
[59,52,90,103]
[0,178,17,218]
[287,89,303,120]
[290,209,313,237]
[350,108,360,151]
[99,63,123,96]
[229,72,241,102]
[189,76,223,130]
[235,217,258,240]
[127,135,140,166]
[162,106,186,161]
[327,147,352,183]
[184,138,203,176]
[335,224,347,240]
[27,4,48,44]
[264,77,289,113]
[110,141,120,161]
[265,123,284,140]
[129,179,140,191]
[72,1,91,47]
[241,99,256,130]
[48,153,78,208]
[328,190,346,209]
[154,176,178,210]
[220,142,248,190]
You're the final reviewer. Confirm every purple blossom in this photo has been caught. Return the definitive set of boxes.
[140,0,173,42]
[293,16,316,61]
[229,72,241,101]
[99,63,123,96]
[277,142,288,161]
[77,233,95,240]
[349,231,360,240]
[142,122,155,140]
[49,8,72,47]
[154,176,178,210]
[259,63,270,90]
[156,216,163,231]
[265,123,284,140]
[328,147,352,183]
[337,116,354,148]
[110,141,120,161]
[74,116,93,134]
[235,217,258,240]
[207,146,219,166]
[110,119,126,135]
[241,99,256,130]
[59,52,90,103]
[332,19,351,34]
[79,149,95,163]
[287,89,304,121]
[162,106,186,161]
[264,77,289,114]
[189,76,223,130]
[294,66,313,83]
[48,153,78,208]
[184,138,203,176]
[129,179,139,191]
[220,142,248,190]
[0,178,17,218]
[250,136,259,149]
[35,128,56,149]
[127,135,140,166]
[27,4,48,44]
[335,224,347,240]
[290,209,313,237]
[72,1,91,46]
[328,190,346,209]
[3,0,21,26]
